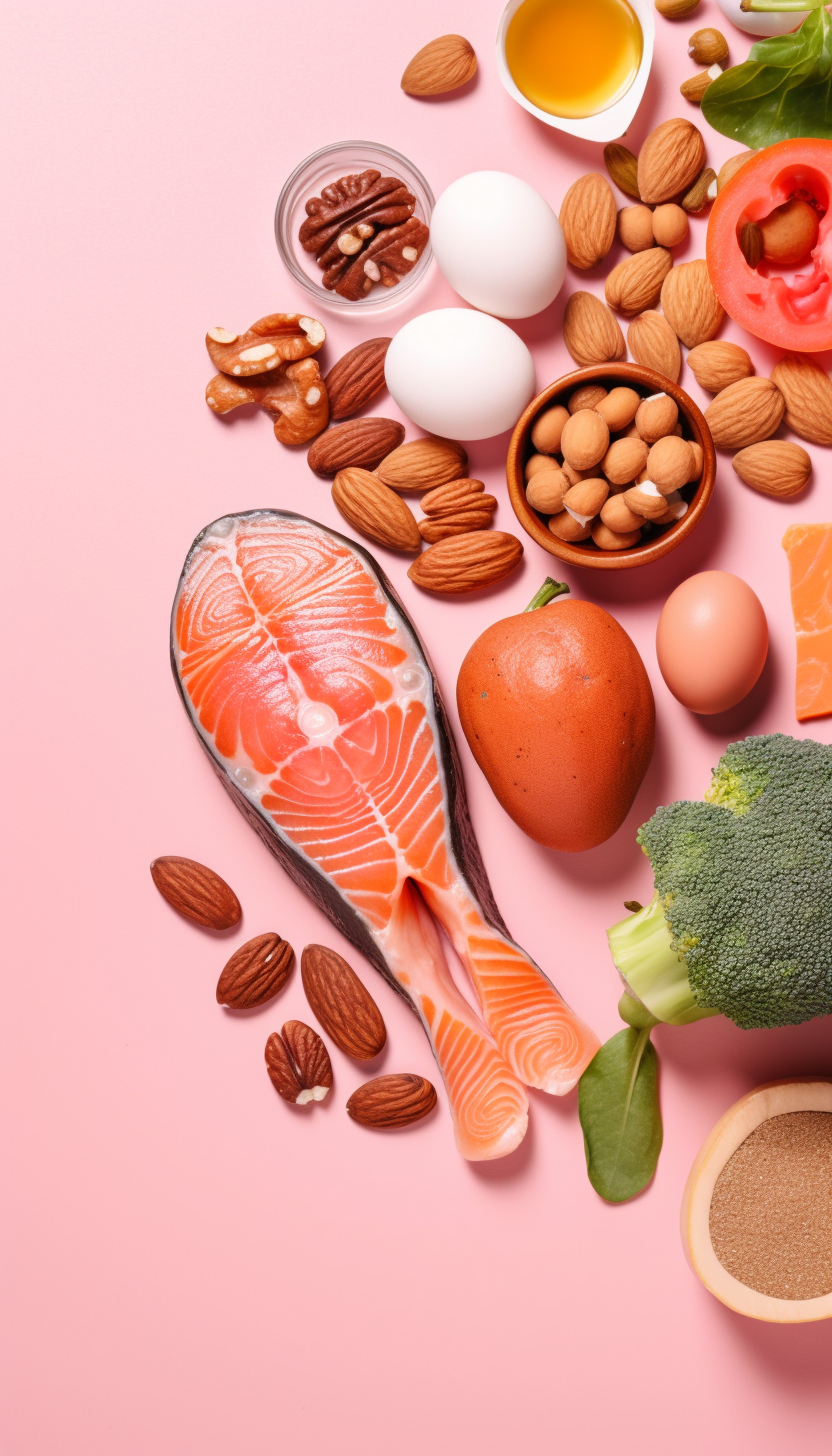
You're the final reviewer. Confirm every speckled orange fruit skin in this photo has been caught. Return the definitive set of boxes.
[456,600,655,852]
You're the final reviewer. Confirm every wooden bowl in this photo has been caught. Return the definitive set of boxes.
[507,363,716,570]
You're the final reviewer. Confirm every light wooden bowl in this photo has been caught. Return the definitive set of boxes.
[681,1077,832,1323]
[507,363,716,571]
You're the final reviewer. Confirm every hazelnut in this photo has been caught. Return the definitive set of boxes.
[647,435,694,494]
[602,436,649,486]
[560,409,610,471]
[600,494,645,534]
[531,404,570,454]
[596,386,641,433]
[635,392,678,443]
[617,205,655,253]
[526,469,569,514]
[549,511,591,542]
[568,384,608,414]
[591,519,642,551]
[688,27,728,66]
[652,204,689,249]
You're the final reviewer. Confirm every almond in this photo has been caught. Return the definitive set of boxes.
[717,151,755,193]
[408,530,523,594]
[323,338,391,420]
[637,118,706,205]
[660,259,724,347]
[627,311,682,382]
[563,291,626,367]
[549,512,591,542]
[770,354,832,446]
[687,340,754,393]
[308,418,405,476]
[623,482,671,521]
[418,511,495,544]
[346,1073,437,1128]
[600,494,645,533]
[602,436,649,485]
[561,409,610,470]
[420,478,486,515]
[704,376,785,449]
[658,259,722,349]
[401,34,477,96]
[646,436,694,494]
[265,1022,333,1105]
[418,478,497,541]
[301,944,386,1060]
[605,247,673,316]
[150,856,241,930]
[680,166,718,214]
[603,143,641,200]
[635,392,678,441]
[568,385,608,414]
[596,387,641,432]
[559,173,617,270]
[376,436,467,492]
[732,441,812,498]
[216,933,293,1009]
[332,468,421,553]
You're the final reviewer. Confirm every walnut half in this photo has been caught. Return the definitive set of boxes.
[205,358,329,444]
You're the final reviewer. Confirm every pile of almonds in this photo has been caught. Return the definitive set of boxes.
[151,854,436,1129]
[525,384,702,551]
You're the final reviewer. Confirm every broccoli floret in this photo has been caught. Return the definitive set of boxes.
[609,734,832,1030]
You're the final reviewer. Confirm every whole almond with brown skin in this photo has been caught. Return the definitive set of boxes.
[563,292,626,367]
[408,530,523,594]
[687,340,754,393]
[216,933,293,1009]
[401,34,477,96]
[559,173,617,270]
[376,437,467,492]
[627,311,682,381]
[420,477,487,516]
[332,468,421,553]
[660,259,724,347]
[301,944,386,1059]
[605,248,673,315]
[307,418,405,476]
[324,338,391,421]
[637,118,706,205]
[347,1073,437,1128]
[418,479,497,542]
[770,354,832,446]
[680,166,717,214]
[704,377,785,449]
[265,1021,333,1105]
[150,856,241,930]
[603,143,641,200]
[732,441,812,499]
[418,511,495,544]
[717,151,755,192]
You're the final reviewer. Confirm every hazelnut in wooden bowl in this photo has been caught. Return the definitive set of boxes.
[507,363,715,570]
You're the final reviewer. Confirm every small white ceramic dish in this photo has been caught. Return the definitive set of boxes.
[495,0,655,145]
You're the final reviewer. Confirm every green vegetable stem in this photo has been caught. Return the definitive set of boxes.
[702,5,832,146]
[524,576,570,612]
[579,734,832,1203]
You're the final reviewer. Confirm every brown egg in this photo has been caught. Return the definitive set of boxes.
[657,571,768,714]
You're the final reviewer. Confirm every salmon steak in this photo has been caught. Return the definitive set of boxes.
[783,523,832,723]
[172,511,599,1159]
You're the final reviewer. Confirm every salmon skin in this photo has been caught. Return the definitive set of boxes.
[172,511,599,1159]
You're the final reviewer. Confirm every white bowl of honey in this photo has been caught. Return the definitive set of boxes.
[496,0,654,144]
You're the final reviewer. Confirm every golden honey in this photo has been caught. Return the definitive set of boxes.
[505,0,643,120]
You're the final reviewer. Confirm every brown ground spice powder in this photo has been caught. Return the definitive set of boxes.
[709,1111,832,1301]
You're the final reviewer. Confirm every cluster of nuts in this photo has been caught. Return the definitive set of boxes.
[524,382,703,553]
[298,169,430,301]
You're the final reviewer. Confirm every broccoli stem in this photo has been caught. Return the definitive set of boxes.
[608,891,719,1027]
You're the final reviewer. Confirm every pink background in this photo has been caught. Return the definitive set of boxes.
[3,3,831,1453]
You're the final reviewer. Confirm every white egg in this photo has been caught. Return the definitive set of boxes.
[385,309,536,440]
[430,171,566,319]
[716,0,809,37]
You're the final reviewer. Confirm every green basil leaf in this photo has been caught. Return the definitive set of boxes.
[701,9,832,148]
[578,1027,662,1203]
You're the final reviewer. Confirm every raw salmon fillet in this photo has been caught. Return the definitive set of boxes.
[783,523,832,723]
[172,512,599,1159]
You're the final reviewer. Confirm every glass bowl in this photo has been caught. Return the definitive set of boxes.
[275,140,435,316]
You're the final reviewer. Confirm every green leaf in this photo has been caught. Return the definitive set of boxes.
[701,9,832,147]
[578,1028,662,1203]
